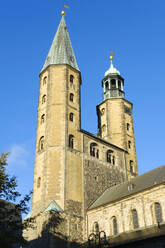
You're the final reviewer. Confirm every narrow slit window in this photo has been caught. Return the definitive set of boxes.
[69,113,74,122]
[39,136,44,151]
[112,217,118,235]
[69,135,74,149]
[132,209,139,229]
[154,202,163,223]
[41,114,45,124]
[43,76,47,85]
[70,93,74,102]
[70,75,74,83]
[42,95,46,104]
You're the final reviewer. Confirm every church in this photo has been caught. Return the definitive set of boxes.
[24,10,165,248]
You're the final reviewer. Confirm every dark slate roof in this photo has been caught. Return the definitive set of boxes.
[89,165,165,210]
[41,16,79,73]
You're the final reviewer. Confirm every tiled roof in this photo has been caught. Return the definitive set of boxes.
[89,165,165,210]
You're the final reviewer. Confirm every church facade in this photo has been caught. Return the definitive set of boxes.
[24,12,165,248]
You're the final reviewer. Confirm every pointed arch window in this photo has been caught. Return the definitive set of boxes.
[69,135,74,149]
[132,209,139,229]
[39,136,44,151]
[112,216,118,235]
[69,113,74,122]
[42,95,46,104]
[154,202,162,223]
[70,93,74,102]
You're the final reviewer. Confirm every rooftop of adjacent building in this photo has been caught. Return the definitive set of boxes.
[89,164,165,210]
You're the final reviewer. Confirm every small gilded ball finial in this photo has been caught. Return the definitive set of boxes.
[110,55,114,61]
[61,10,66,16]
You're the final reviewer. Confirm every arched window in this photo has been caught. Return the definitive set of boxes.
[101,108,105,116]
[39,136,44,151]
[105,81,109,91]
[43,76,47,85]
[70,75,74,83]
[102,124,106,133]
[42,95,46,104]
[112,217,118,235]
[128,140,131,149]
[132,209,139,229]
[41,114,45,124]
[90,143,99,158]
[69,135,74,149]
[37,177,41,188]
[130,160,133,173]
[69,113,74,122]
[70,93,74,102]
[118,80,121,89]
[111,79,116,89]
[154,202,162,223]
[107,150,113,163]
[93,221,99,234]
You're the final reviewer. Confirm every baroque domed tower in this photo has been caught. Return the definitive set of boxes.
[97,56,138,178]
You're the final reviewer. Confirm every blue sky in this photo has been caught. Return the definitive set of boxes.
[0,0,165,210]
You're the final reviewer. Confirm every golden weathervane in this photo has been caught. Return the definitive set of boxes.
[110,51,116,61]
[61,4,70,16]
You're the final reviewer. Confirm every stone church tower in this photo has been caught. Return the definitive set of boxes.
[26,11,138,247]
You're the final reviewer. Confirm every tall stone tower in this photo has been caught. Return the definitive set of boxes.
[97,56,138,178]
[32,12,83,215]
[26,11,139,248]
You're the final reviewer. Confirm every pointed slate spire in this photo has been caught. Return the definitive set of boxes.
[41,15,79,73]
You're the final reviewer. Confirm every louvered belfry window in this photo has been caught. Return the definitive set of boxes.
[132,209,139,229]
[155,202,163,223]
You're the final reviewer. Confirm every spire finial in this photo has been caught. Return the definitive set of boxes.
[61,4,70,16]
[61,10,66,16]
[109,51,115,67]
